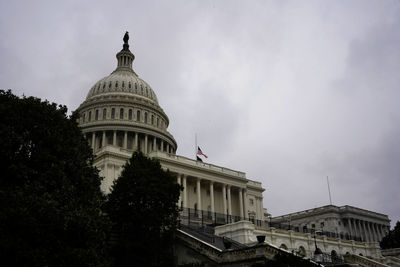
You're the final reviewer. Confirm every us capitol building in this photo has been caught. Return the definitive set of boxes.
[76,33,396,265]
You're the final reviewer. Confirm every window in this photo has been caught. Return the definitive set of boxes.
[194,186,197,193]
[141,85,143,94]
[135,83,137,90]
[249,199,254,205]
[151,115,154,125]
[83,113,86,122]
[88,111,92,122]
[128,109,132,120]
[144,112,148,123]
[320,222,325,228]
[120,108,124,119]
[103,83,106,89]
[115,81,118,88]
[103,108,107,119]
[129,82,131,89]
[312,224,315,228]
[136,110,141,121]
[109,81,112,89]
[111,108,115,119]
[122,81,125,88]
[157,117,159,127]
[95,110,98,120]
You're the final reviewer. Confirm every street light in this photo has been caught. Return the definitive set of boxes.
[313,230,323,262]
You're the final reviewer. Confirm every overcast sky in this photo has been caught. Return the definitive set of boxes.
[1,0,399,227]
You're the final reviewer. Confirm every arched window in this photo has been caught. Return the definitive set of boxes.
[122,81,125,88]
[128,82,131,89]
[135,83,137,90]
[115,81,118,88]
[151,115,154,125]
[111,108,115,119]
[83,113,86,122]
[157,117,159,127]
[103,83,106,89]
[144,112,148,123]
[146,88,148,95]
[280,244,288,250]
[128,109,132,120]
[141,85,143,94]
[103,108,107,119]
[95,110,99,120]
[88,111,92,122]
[108,81,112,89]
[136,110,141,122]
[120,108,124,119]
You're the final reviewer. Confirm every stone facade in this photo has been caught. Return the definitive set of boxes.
[271,205,390,243]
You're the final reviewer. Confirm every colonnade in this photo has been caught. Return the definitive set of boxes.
[176,174,259,220]
[346,218,389,242]
[86,130,174,154]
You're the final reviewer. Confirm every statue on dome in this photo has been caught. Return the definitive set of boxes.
[123,31,129,44]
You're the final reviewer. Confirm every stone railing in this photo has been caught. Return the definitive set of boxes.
[344,254,390,267]
[151,151,246,179]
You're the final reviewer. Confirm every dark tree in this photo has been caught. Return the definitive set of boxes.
[0,90,111,267]
[380,221,400,249]
[105,151,182,267]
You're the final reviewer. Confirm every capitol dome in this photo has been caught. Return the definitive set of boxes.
[76,33,177,191]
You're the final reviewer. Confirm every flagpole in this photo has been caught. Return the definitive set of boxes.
[327,176,333,205]
[195,133,197,160]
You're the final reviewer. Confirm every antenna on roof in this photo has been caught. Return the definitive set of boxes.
[327,176,333,205]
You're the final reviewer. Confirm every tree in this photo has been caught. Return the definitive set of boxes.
[380,221,400,249]
[105,151,182,267]
[0,90,111,267]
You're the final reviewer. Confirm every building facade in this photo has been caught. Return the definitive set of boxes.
[270,205,391,243]
[76,33,265,221]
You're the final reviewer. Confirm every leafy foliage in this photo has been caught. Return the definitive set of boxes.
[380,221,400,249]
[105,151,182,267]
[0,90,111,267]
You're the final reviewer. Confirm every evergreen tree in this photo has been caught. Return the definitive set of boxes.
[105,151,182,267]
[380,221,400,249]
[0,90,111,267]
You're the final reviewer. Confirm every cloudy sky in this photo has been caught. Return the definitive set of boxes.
[1,0,399,227]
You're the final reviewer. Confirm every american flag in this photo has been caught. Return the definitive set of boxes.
[197,146,208,158]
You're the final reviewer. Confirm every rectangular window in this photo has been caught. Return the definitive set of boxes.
[103,108,107,119]
[128,109,132,120]
[136,110,141,121]
[95,110,99,120]
[157,117,159,127]
[111,108,115,119]
[144,112,148,123]
[120,108,124,119]
[88,111,92,122]
[249,199,254,205]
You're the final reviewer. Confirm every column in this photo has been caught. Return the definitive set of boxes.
[113,130,117,146]
[123,131,127,149]
[160,140,164,152]
[210,182,215,214]
[222,185,227,215]
[255,197,260,220]
[357,219,362,240]
[227,185,232,216]
[153,137,157,152]
[362,220,369,242]
[167,144,170,153]
[91,132,96,151]
[243,189,248,220]
[144,134,148,154]
[177,174,181,207]
[372,223,378,242]
[348,218,354,238]
[367,222,373,242]
[102,131,106,147]
[239,188,244,218]
[259,197,264,220]
[134,132,138,150]
[196,178,202,214]
[182,175,187,208]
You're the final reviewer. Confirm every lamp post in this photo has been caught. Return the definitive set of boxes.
[313,230,323,263]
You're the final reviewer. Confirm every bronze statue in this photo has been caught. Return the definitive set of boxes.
[123,31,129,44]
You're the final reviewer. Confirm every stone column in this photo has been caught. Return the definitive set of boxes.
[367,222,373,242]
[153,137,157,152]
[356,220,362,240]
[227,185,232,216]
[182,175,187,208]
[362,220,369,242]
[243,189,248,220]
[239,188,244,218]
[167,144,170,153]
[123,131,128,149]
[177,174,181,207]
[102,131,106,147]
[113,130,117,146]
[372,223,378,242]
[160,140,164,152]
[134,132,138,150]
[91,132,96,151]
[210,182,215,214]
[348,218,354,238]
[222,185,227,215]
[144,134,148,154]
[197,178,202,214]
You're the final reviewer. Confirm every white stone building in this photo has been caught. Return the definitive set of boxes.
[76,33,265,222]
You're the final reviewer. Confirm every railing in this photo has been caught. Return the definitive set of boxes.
[178,208,363,242]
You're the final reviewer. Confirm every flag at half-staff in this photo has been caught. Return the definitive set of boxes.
[197,146,208,159]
